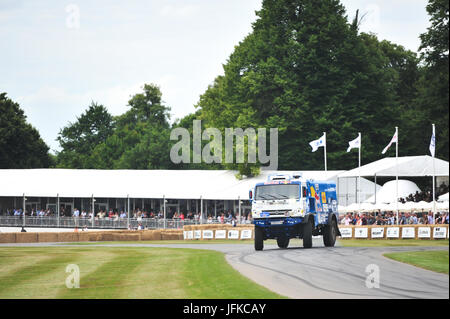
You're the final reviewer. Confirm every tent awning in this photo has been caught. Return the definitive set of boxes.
[338,156,449,178]
[0,169,344,200]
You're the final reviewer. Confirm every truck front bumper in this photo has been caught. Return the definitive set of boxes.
[253,217,305,239]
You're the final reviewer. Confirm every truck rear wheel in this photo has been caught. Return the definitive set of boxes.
[254,227,264,251]
[323,218,337,247]
[302,219,313,248]
[277,236,289,249]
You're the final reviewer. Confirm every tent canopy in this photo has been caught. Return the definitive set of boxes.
[0,169,343,200]
[338,156,449,178]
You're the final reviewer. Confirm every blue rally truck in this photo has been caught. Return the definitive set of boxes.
[250,173,341,251]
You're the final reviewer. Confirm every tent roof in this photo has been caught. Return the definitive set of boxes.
[0,169,343,200]
[338,156,449,178]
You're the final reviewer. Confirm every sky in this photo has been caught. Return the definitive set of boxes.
[0,0,431,153]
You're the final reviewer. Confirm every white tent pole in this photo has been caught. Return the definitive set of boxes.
[91,194,95,229]
[57,193,60,228]
[374,174,377,204]
[395,126,399,225]
[432,123,436,224]
[127,194,130,229]
[200,196,203,225]
[323,132,327,171]
[163,195,166,229]
[238,196,241,224]
[23,193,26,227]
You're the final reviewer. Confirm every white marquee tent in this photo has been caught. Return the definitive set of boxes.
[338,155,449,178]
[0,169,370,201]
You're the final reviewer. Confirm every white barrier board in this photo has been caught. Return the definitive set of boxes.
[215,230,226,239]
[194,230,201,239]
[202,230,213,239]
[371,227,384,238]
[402,227,415,238]
[240,229,252,239]
[354,227,368,238]
[187,231,193,240]
[418,227,431,238]
[339,228,352,238]
[228,229,239,239]
[386,227,399,238]
[433,227,447,239]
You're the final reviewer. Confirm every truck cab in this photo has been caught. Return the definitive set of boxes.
[250,173,340,250]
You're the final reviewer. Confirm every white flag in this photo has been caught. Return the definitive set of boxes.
[381,131,397,154]
[309,133,326,152]
[429,126,435,157]
[347,135,361,152]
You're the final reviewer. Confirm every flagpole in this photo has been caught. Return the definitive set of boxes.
[395,126,399,225]
[358,132,361,215]
[432,124,436,224]
[323,132,327,171]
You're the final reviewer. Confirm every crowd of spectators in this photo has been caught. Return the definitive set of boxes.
[2,206,252,225]
[340,210,449,225]
[398,183,449,203]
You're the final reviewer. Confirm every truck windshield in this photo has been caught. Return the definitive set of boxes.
[255,184,300,200]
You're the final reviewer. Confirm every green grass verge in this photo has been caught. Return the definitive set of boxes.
[0,246,286,299]
[383,250,449,274]
[59,238,449,247]
[338,239,449,247]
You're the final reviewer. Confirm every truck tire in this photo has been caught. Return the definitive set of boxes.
[323,218,337,247]
[277,236,289,249]
[302,219,313,248]
[254,227,264,251]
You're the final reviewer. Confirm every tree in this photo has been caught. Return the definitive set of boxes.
[91,83,173,169]
[197,0,409,172]
[412,0,449,160]
[0,93,52,168]
[56,102,114,168]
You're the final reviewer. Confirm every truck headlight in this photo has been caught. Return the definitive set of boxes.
[296,208,305,217]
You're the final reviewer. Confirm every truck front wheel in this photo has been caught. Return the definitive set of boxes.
[254,227,264,251]
[302,219,313,248]
[323,218,337,247]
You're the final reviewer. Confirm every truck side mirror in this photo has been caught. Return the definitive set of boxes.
[249,190,253,200]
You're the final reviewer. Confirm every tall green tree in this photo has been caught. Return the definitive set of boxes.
[56,102,114,168]
[412,0,449,160]
[91,83,173,169]
[0,93,52,168]
[197,0,411,173]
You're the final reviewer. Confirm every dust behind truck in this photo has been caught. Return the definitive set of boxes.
[250,173,341,250]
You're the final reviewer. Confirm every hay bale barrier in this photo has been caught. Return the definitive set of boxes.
[37,232,58,243]
[0,233,16,243]
[0,224,446,244]
[15,232,38,243]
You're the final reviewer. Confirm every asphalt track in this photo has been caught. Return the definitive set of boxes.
[1,239,448,299]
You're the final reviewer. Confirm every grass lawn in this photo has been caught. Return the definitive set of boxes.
[338,239,449,247]
[60,238,450,247]
[383,250,449,274]
[0,246,285,299]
